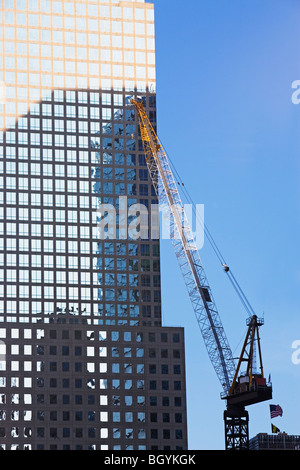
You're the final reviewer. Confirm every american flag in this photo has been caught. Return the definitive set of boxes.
[270,404,283,418]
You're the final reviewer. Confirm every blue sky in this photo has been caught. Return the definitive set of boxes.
[152,0,300,450]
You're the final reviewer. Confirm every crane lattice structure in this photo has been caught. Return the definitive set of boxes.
[132,98,236,395]
[131,98,272,450]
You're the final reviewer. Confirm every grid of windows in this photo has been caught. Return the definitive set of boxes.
[0,324,187,450]
[0,89,160,326]
[0,0,156,130]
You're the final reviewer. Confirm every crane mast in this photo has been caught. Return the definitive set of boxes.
[131,99,236,395]
[131,98,272,450]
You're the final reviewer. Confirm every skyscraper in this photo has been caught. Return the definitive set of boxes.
[0,0,188,450]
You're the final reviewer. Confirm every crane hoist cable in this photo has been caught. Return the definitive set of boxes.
[165,148,256,319]
[168,150,265,379]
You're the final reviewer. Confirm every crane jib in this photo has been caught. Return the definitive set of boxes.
[131,99,236,394]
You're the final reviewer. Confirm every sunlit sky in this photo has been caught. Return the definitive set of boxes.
[153,0,300,449]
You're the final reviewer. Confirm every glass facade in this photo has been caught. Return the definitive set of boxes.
[0,0,188,449]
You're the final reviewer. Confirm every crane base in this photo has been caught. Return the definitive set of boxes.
[224,406,249,450]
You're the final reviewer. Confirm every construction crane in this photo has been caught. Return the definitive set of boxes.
[131,98,272,450]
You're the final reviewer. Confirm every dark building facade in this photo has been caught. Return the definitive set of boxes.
[0,321,187,450]
[0,0,188,450]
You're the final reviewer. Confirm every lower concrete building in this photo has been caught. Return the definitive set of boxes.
[0,317,187,450]
[249,433,300,450]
